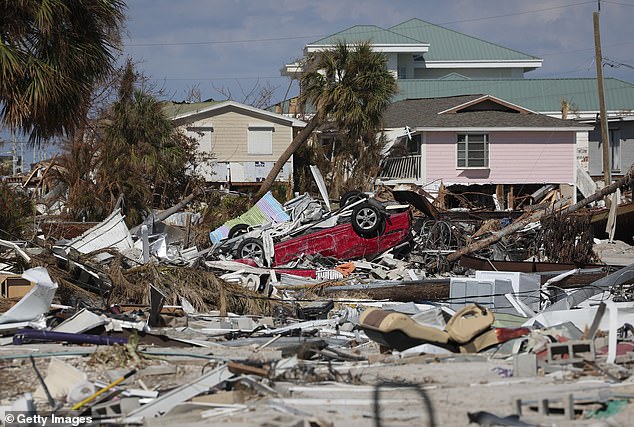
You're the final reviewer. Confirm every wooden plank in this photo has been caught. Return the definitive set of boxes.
[590,202,634,224]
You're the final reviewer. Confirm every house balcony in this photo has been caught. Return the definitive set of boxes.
[378,154,422,183]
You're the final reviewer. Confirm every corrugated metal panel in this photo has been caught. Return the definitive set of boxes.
[161,101,219,118]
[309,25,424,46]
[396,78,634,112]
[389,18,540,61]
[65,209,133,254]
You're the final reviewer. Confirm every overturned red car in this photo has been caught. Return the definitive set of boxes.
[218,199,412,267]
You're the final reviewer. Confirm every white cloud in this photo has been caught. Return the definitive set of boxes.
[122,0,634,103]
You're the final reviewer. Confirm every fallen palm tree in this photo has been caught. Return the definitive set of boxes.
[25,247,277,316]
[108,261,276,316]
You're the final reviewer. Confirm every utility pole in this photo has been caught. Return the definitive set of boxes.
[594,1,611,188]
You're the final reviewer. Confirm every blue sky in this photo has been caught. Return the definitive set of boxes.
[2,0,634,166]
[122,0,634,104]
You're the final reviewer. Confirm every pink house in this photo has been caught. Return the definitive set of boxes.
[379,95,592,206]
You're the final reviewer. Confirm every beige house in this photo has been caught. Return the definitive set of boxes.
[164,100,305,187]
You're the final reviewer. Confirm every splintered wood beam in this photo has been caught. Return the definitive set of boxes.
[445,163,634,263]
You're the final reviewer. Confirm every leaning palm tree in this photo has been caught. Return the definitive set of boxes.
[254,41,397,199]
[0,0,125,142]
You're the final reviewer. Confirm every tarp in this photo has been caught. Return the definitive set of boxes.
[209,191,290,244]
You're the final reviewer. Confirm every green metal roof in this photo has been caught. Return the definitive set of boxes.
[309,25,425,47]
[310,19,541,62]
[389,18,541,62]
[161,100,221,119]
[395,78,634,113]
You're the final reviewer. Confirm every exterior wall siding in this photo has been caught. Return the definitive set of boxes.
[395,54,525,80]
[184,111,293,162]
[180,109,294,183]
[412,67,523,80]
[588,125,602,177]
[424,130,575,185]
[588,122,634,177]
[576,131,589,171]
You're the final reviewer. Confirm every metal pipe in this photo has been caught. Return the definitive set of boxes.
[12,329,128,346]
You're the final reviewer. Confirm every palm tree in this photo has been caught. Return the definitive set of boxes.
[0,0,125,142]
[254,41,397,199]
[55,61,205,226]
[95,61,200,225]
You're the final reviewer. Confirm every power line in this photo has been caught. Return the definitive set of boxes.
[604,0,634,7]
[436,0,596,26]
[125,1,596,48]
[123,1,634,88]
[127,34,323,47]
[139,45,632,85]
[147,75,289,82]
[604,56,634,69]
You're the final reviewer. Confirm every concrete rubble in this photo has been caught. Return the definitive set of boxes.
[2,170,634,426]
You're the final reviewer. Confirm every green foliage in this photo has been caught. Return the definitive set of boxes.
[295,42,396,196]
[301,41,397,142]
[256,41,397,199]
[295,42,396,197]
[0,183,33,239]
[55,61,207,226]
[0,0,126,142]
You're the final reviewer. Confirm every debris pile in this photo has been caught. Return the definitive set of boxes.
[2,167,634,426]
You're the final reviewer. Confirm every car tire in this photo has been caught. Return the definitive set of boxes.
[339,190,367,208]
[228,223,250,239]
[351,202,384,238]
[236,237,266,264]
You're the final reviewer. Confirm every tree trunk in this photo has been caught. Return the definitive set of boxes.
[129,188,202,235]
[445,162,634,263]
[254,115,321,200]
[153,189,201,223]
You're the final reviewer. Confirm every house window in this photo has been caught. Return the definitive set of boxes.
[389,134,421,157]
[457,133,489,168]
[247,126,273,155]
[407,134,421,155]
[186,127,213,152]
[610,129,621,172]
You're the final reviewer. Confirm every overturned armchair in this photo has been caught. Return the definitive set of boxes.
[358,304,530,353]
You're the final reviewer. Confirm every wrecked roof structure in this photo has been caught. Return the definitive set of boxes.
[1,162,634,426]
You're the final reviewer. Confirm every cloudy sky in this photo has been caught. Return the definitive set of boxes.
[122,0,634,105]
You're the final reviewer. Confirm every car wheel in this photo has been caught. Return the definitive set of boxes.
[228,223,250,239]
[236,237,266,264]
[339,190,367,208]
[351,202,384,237]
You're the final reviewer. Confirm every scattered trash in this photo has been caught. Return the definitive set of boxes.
[2,166,634,425]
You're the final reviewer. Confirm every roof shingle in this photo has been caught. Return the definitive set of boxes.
[382,95,590,129]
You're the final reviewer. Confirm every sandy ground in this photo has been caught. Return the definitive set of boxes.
[3,343,633,427]
[593,240,634,267]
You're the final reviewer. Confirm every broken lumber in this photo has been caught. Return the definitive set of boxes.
[446,163,634,263]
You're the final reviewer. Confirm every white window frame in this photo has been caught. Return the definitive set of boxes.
[457,133,489,168]
[247,126,274,155]
[609,129,621,173]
